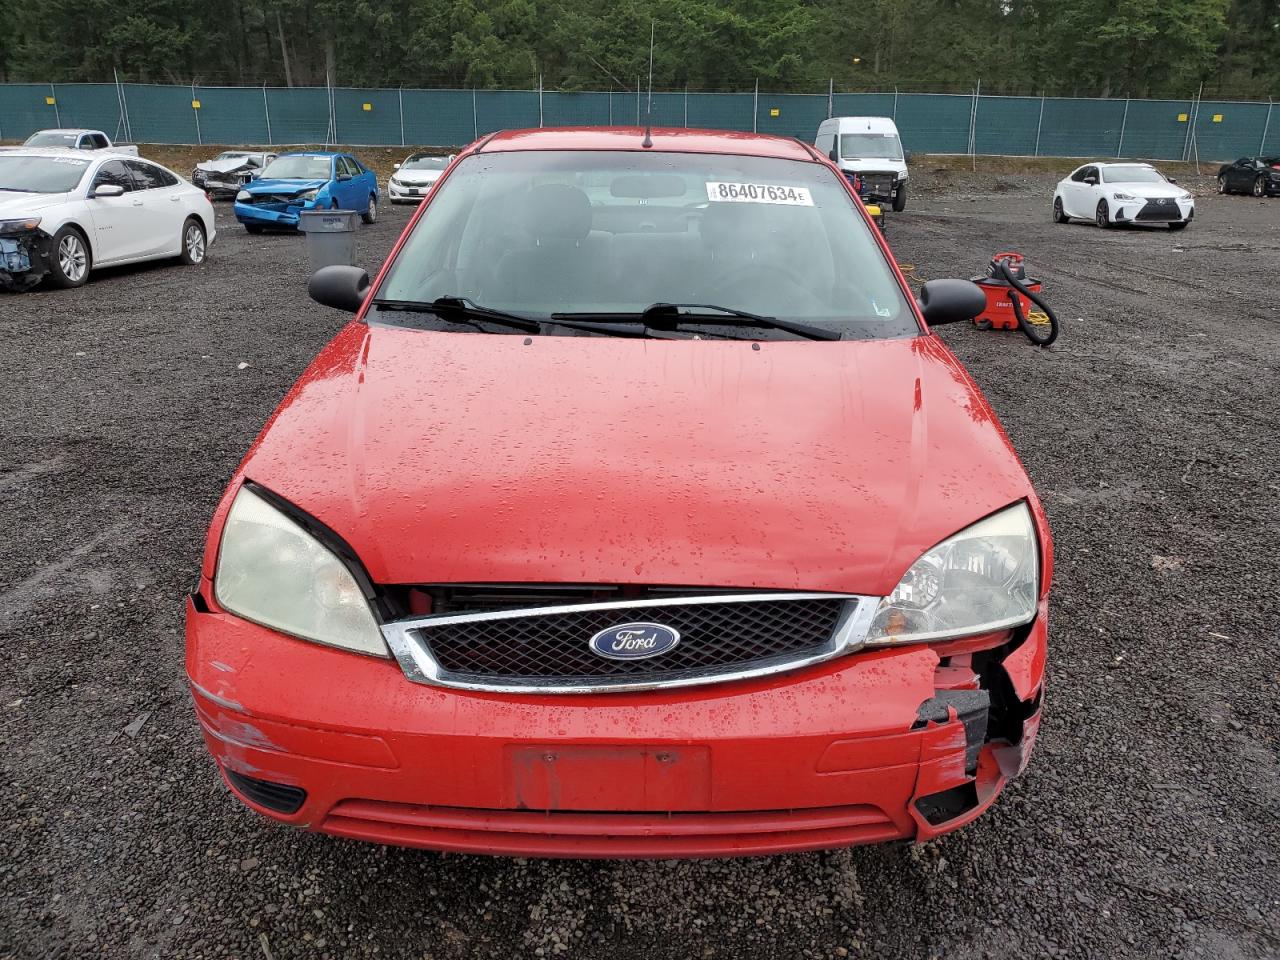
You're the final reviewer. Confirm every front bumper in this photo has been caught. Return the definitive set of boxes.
[234,199,315,228]
[0,229,54,291]
[1111,198,1194,224]
[388,181,435,202]
[197,178,249,198]
[187,593,1047,858]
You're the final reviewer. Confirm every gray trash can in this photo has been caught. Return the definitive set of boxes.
[298,209,360,272]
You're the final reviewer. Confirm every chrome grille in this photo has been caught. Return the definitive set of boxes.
[383,592,875,694]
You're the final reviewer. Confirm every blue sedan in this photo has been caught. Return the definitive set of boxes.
[234,152,379,232]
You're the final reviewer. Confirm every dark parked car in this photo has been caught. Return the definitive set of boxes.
[1216,157,1280,197]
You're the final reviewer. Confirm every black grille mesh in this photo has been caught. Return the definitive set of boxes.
[419,597,847,684]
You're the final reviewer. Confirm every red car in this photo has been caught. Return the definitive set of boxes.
[187,128,1052,858]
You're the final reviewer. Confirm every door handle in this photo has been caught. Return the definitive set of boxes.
[132,200,143,206]
[170,196,181,202]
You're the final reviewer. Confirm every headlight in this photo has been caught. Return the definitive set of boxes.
[1111,191,1138,201]
[1178,192,1192,201]
[389,178,402,187]
[297,189,319,202]
[0,217,41,235]
[214,486,387,656]
[866,502,1039,646]
[235,190,251,202]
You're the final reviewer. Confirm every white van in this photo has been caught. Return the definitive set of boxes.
[815,117,909,211]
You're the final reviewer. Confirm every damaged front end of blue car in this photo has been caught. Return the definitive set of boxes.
[0,219,53,292]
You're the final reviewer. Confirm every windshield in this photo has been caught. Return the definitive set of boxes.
[838,134,903,161]
[1101,166,1165,184]
[23,131,82,147]
[260,155,331,180]
[375,150,915,339]
[403,155,449,170]
[216,152,252,160]
[0,155,91,193]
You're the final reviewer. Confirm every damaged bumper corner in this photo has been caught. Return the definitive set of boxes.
[0,229,54,292]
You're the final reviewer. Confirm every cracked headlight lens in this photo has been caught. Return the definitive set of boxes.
[866,502,1039,646]
[297,189,319,202]
[214,486,387,656]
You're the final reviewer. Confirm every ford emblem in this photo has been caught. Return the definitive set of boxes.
[589,622,681,660]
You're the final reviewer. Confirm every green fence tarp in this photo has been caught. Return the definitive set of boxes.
[1,82,1276,162]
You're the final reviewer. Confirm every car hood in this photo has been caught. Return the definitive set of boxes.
[393,170,443,185]
[1107,182,1186,199]
[198,157,257,174]
[0,192,73,218]
[228,326,1035,596]
[242,178,328,194]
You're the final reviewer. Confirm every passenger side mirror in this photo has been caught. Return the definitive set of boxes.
[309,265,370,313]
[916,279,986,327]
[393,163,401,170]
[91,183,125,198]
[1083,175,1099,185]
[1167,177,1177,184]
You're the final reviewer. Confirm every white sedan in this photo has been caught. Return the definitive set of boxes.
[387,153,454,204]
[0,149,215,291]
[1053,162,1193,230]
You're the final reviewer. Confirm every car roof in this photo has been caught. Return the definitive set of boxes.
[29,128,101,136]
[476,127,819,162]
[824,116,898,131]
[277,151,342,158]
[1092,161,1156,168]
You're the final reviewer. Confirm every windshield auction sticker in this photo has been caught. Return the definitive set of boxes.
[705,182,814,205]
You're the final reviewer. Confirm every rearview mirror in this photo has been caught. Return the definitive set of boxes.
[309,265,370,313]
[91,183,125,198]
[917,279,986,327]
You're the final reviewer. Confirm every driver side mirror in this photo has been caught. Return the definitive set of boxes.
[904,150,913,162]
[90,183,125,198]
[337,173,352,182]
[393,163,401,170]
[1083,175,1099,185]
[309,265,370,313]
[916,279,986,327]
[1167,177,1177,184]
[828,148,839,162]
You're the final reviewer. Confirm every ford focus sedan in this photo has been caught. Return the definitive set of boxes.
[188,128,1052,858]
[234,151,378,232]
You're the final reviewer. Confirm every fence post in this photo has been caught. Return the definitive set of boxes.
[192,82,202,145]
[636,78,641,124]
[684,85,689,127]
[473,88,479,140]
[112,70,126,141]
[608,87,613,125]
[1260,98,1273,153]
[1034,93,1044,157]
[1181,83,1201,162]
[893,86,898,121]
[398,86,405,146]
[1116,96,1130,158]
[753,78,759,133]
[538,74,544,128]
[968,79,980,170]
[50,82,62,128]
[262,85,272,143]
[827,78,833,119]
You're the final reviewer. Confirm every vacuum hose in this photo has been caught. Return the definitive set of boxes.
[996,259,1060,347]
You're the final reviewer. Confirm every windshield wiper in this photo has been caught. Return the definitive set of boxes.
[565,303,841,341]
[371,296,542,333]
[370,297,693,339]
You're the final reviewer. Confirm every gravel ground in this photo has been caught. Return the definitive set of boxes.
[1,173,1278,960]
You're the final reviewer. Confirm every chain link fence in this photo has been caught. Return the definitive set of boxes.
[2,81,1276,161]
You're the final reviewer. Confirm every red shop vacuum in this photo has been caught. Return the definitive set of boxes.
[971,252,1059,347]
